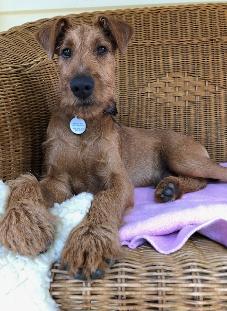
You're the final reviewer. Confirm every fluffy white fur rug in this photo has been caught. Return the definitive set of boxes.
[0,180,93,311]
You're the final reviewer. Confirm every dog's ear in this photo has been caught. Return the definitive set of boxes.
[96,15,133,54]
[36,18,71,59]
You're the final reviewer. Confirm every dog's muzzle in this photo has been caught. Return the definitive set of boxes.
[70,75,94,100]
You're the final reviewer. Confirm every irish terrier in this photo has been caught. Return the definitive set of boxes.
[1,15,227,280]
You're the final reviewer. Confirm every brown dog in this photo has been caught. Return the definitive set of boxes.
[1,15,227,280]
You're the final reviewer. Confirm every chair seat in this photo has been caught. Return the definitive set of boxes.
[50,235,227,310]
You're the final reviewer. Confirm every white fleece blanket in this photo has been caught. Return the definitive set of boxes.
[0,180,93,311]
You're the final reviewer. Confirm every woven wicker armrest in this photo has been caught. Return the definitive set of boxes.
[0,4,227,310]
[0,22,60,180]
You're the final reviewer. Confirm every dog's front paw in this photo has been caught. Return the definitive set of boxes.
[0,201,56,256]
[61,222,121,280]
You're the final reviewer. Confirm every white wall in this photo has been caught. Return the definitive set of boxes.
[0,0,224,32]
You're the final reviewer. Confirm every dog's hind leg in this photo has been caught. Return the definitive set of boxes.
[168,153,227,182]
[155,176,207,203]
[164,134,227,182]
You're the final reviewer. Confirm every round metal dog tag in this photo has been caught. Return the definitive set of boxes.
[70,117,86,134]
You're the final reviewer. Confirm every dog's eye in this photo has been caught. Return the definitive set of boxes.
[96,45,108,56]
[61,48,72,58]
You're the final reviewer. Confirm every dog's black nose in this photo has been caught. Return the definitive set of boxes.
[70,75,94,99]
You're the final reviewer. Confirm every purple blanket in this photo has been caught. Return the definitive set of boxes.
[120,180,227,254]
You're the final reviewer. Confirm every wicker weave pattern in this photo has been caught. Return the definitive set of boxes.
[1,4,227,180]
[50,236,227,311]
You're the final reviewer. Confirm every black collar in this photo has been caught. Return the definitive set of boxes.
[103,102,118,116]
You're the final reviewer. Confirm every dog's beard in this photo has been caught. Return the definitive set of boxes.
[76,97,94,107]
[59,87,115,120]
[64,96,112,120]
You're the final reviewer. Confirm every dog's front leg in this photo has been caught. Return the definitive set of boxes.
[0,173,72,256]
[61,172,133,280]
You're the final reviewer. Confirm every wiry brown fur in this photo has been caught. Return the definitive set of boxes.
[1,16,227,279]
[0,174,56,256]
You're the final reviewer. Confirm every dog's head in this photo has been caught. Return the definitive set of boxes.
[36,16,133,119]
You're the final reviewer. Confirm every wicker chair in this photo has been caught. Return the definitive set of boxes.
[1,4,227,310]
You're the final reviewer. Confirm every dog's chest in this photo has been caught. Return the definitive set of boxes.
[60,134,113,192]
[64,136,102,170]
[46,115,120,193]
